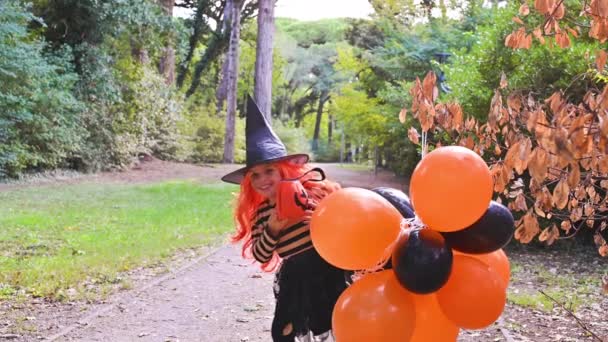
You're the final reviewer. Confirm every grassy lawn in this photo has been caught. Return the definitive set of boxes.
[0,181,237,300]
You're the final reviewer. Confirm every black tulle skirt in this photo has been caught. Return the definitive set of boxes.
[271,248,349,342]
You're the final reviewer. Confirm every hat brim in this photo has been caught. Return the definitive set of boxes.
[220,154,310,184]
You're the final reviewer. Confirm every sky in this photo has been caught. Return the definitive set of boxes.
[275,0,374,21]
[174,0,375,21]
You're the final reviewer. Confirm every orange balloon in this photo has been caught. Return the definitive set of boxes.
[311,188,402,270]
[436,255,506,329]
[453,249,510,288]
[410,146,493,232]
[410,294,459,342]
[332,271,416,342]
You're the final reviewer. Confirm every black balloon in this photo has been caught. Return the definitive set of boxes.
[392,228,453,294]
[442,200,515,254]
[372,187,416,219]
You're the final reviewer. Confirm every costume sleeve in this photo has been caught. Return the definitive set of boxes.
[251,207,279,263]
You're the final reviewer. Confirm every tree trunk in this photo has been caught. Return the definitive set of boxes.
[216,2,234,111]
[222,0,244,163]
[253,0,275,122]
[312,91,329,152]
[328,114,333,144]
[159,0,175,85]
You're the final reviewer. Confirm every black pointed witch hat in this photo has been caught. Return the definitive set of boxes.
[221,95,309,184]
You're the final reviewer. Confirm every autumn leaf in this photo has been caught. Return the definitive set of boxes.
[515,137,532,175]
[408,127,420,145]
[552,179,570,209]
[512,16,525,25]
[591,0,608,19]
[515,210,541,243]
[514,193,528,211]
[422,71,437,102]
[519,3,530,15]
[499,72,508,89]
[600,245,608,257]
[494,144,502,156]
[567,26,579,38]
[555,31,571,48]
[554,3,565,20]
[535,0,554,15]
[533,27,545,44]
[594,233,606,247]
[560,220,572,232]
[399,108,407,124]
[528,147,548,182]
[597,50,608,71]
[539,224,559,245]
[568,163,581,188]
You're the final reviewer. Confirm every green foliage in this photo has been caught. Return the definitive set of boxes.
[179,101,246,164]
[0,2,85,177]
[276,18,349,48]
[273,121,313,159]
[0,181,236,299]
[444,3,602,119]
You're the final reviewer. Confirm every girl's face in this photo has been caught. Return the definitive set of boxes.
[249,163,282,200]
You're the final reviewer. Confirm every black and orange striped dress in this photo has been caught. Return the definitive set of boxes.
[250,200,349,342]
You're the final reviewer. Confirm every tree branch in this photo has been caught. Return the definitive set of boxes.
[538,290,604,342]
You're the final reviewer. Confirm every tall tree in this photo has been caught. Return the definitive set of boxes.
[178,0,258,96]
[312,90,330,151]
[159,0,175,85]
[253,0,275,121]
[222,0,245,163]
[216,2,234,110]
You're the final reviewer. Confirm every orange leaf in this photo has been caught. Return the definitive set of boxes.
[399,108,407,123]
[533,27,545,44]
[600,245,608,257]
[597,50,608,71]
[568,163,581,188]
[552,179,570,209]
[560,220,571,232]
[520,3,530,15]
[517,210,541,243]
[528,147,548,182]
[408,127,420,145]
[514,193,528,212]
[494,144,502,156]
[500,72,508,89]
[591,0,608,19]
[535,0,553,14]
[554,3,565,19]
[422,71,437,102]
[448,103,463,131]
[539,224,559,245]
[512,16,525,25]
[555,31,571,48]
[567,26,579,38]
[594,233,606,247]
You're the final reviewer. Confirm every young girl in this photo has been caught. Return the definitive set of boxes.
[222,96,349,341]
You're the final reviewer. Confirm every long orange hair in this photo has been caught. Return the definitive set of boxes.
[231,160,341,271]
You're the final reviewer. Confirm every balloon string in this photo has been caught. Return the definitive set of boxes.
[421,131,428,158]
[350,217,426,283]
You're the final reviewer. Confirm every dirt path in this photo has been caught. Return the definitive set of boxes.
[55,245,274,342]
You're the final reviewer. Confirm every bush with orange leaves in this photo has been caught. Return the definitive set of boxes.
[402,68,608,257]
[401,0,608,256]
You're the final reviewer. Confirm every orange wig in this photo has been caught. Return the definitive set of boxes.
[231,160,340,271]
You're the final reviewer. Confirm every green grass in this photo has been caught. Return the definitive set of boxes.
[507,260,596,313]
[0,181,237,300]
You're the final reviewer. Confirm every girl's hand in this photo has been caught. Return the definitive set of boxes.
[302,209,314,225]
[267,211,288,238]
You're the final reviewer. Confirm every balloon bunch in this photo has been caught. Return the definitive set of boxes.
[310,146,515,341]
